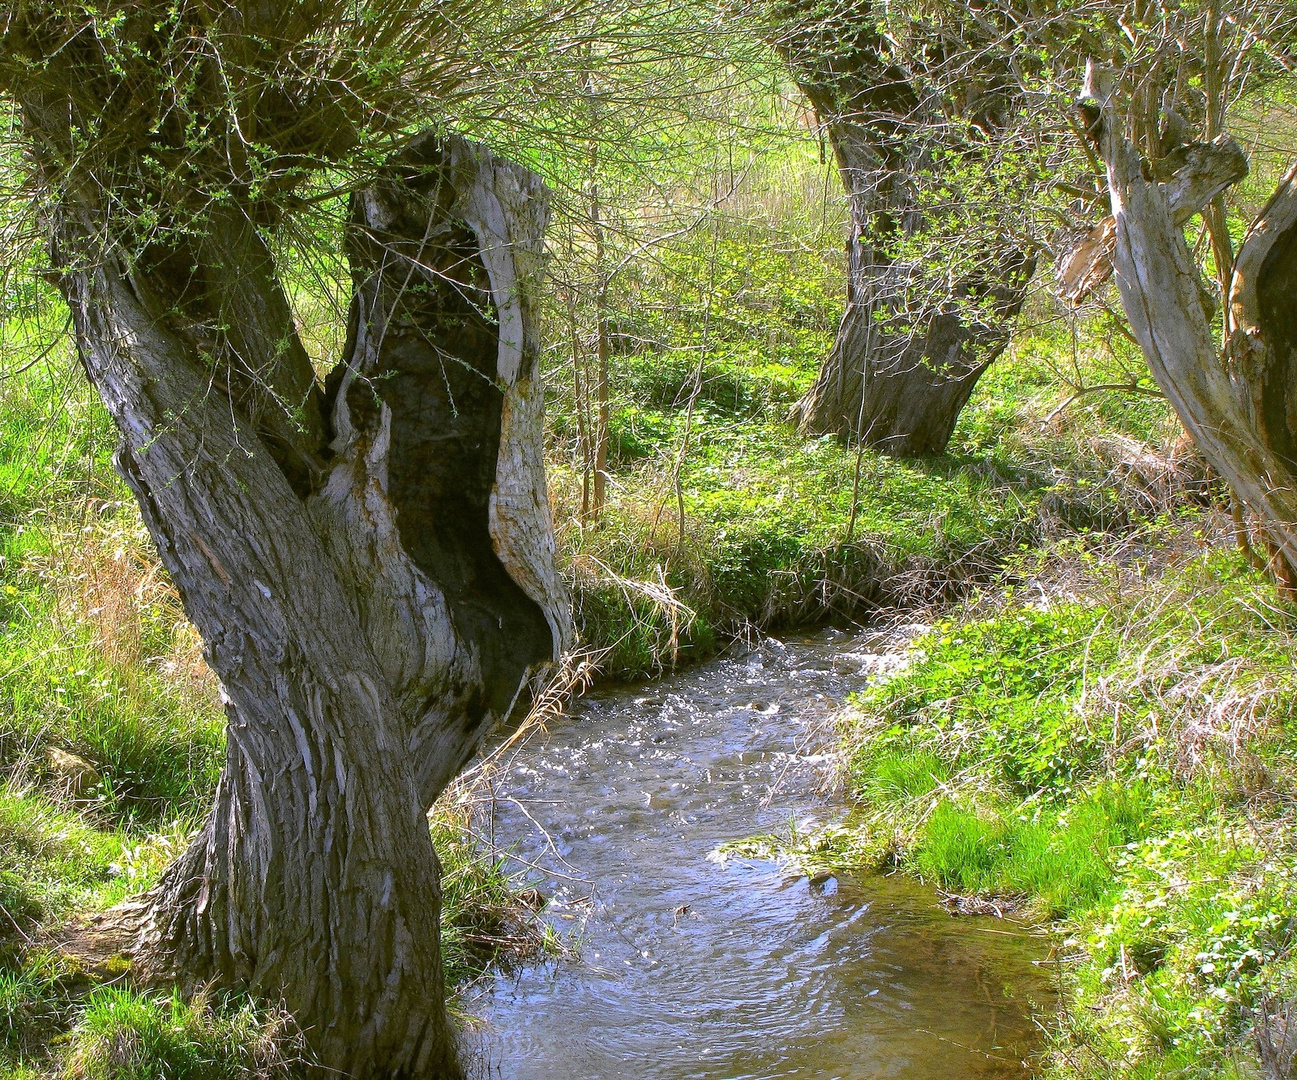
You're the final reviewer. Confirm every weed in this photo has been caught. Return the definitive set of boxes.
[434,809,551,990]
[0,964,59,1058]
[61,988,303,1080]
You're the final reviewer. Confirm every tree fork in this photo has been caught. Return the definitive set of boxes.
[1087,63,1297,591]
[53,134,567,1077]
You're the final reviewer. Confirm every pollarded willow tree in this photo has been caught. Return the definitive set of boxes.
[0,4,572,1076]
[765,0,1040,455]
[1084,46,1297,592]
[1048,0,1297,591]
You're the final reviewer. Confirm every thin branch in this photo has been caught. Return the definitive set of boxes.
[1042,379,1165,424]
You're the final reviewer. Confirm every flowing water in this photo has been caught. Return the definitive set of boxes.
[470,628,1056,1079]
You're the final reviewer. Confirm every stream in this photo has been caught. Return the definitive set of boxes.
[469,628,1056,1079]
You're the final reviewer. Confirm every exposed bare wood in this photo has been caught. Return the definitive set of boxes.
[1088,61,1297,590]
[1226,161,1297,590]
[1055,134,1248,306]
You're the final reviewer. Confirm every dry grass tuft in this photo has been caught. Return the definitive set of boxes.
[1256,992,1297,1080]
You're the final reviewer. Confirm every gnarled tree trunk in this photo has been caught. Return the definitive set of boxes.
[1088,64,1297,590]
[1226,162,1297,588]
[791,191,1034,454]
[777,11,1035,455]
[54,133,568,1077]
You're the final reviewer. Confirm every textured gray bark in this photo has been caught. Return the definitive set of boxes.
[1055,136,1248,306]
[1089,65,1297,589]
[51,134,567,1077]
[778,13,1034,455]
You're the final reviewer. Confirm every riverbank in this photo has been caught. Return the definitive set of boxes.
[552,315,1207,680]
[775,527,1297,1078]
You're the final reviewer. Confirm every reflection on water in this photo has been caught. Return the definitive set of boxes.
[469,630,1055,1079]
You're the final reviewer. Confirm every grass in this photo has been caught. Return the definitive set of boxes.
[58,988,304,1080]
[779,537,1297,1078]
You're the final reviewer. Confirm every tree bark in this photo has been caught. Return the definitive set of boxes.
[51,133,567,1077]
[1088,65,1297,589]
[1226,161,1297,588]
[1055,136,1248,306]
[777,12,1035,455]
[791,217,1033,454]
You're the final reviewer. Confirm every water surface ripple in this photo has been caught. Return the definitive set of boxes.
[471,629,1054,1079]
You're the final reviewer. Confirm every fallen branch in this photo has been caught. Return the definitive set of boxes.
[1042,379,1164,424]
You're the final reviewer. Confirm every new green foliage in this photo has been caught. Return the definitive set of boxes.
[853,604,1115,798]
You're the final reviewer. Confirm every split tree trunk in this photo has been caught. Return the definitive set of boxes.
[55,134,568,1077]
[1055,135,1249,306]
[1088,65,1297,589]
[779,15,1035,456]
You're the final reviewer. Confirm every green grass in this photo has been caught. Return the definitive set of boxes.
[60,988,301,1080]
[803,540,1297,1078]
[856,744,951,803]
[904,782,1157,918]
[434,809,553,990]
[554,401,1202,677]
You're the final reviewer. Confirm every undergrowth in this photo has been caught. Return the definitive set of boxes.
[551,309,1212,678]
